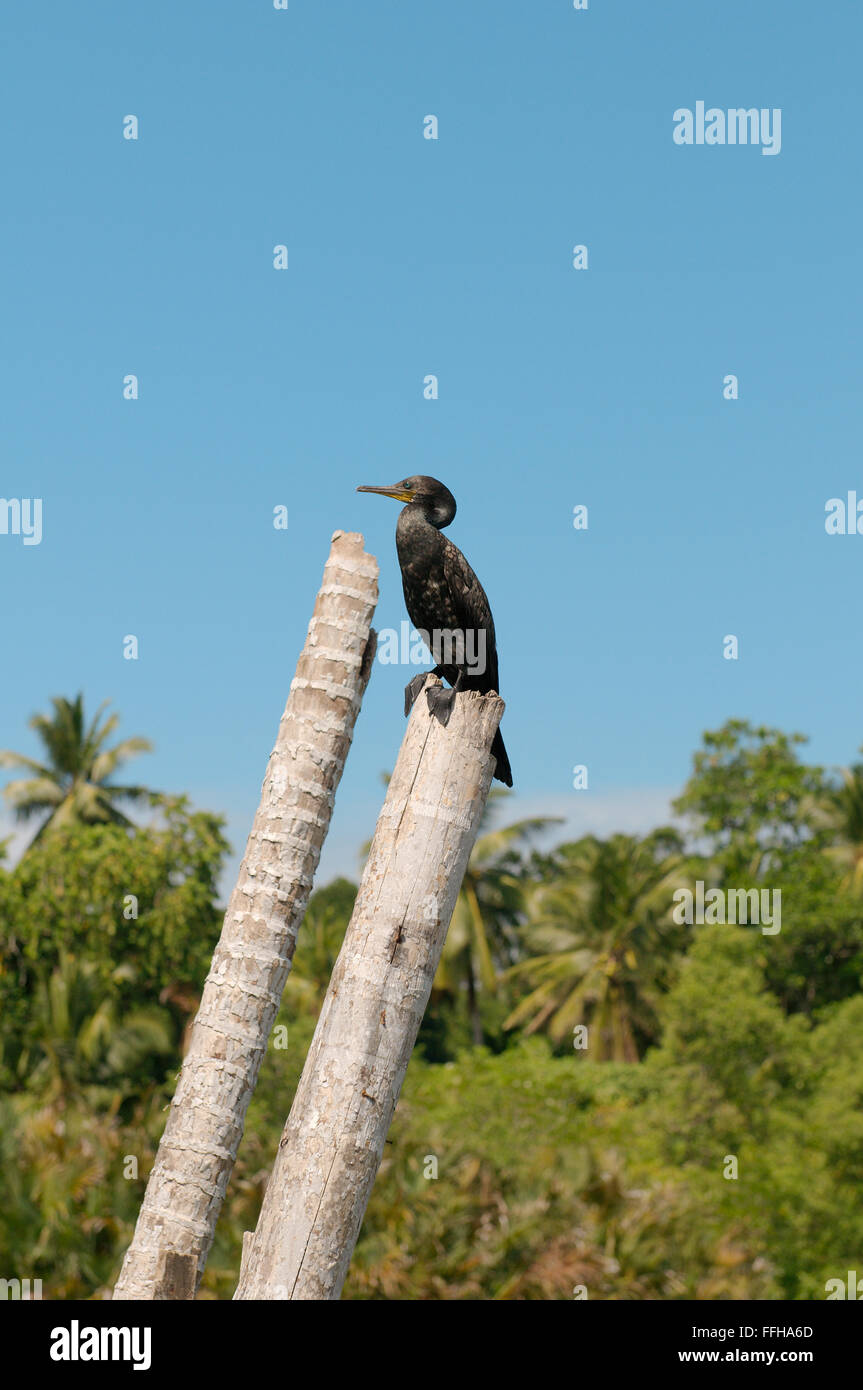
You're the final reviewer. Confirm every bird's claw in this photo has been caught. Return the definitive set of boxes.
[404,673,428,717]
[426,684,456,728]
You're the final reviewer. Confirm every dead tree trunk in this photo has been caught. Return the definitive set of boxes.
[233,678,504,1300]
[113,531,379,1300]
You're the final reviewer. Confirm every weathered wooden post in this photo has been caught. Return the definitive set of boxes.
[234,677,505,1300]
[113,531,379,1300]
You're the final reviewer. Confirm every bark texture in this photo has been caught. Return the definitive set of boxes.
[113,531,378,1299]
[233,678,504,1300]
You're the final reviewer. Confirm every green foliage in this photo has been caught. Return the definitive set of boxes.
[0,798,227,1091]
[758,856,863,1015]
[283,877,356,1014]
[637,928,863,1298]
[673,718,827,879]
[3,707,863,1299]
[821,756,863,893]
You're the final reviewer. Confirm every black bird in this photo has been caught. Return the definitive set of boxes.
[357,475,512,786]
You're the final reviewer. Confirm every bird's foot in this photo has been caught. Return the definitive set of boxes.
[426,683,457,728]
[404,673,429,717]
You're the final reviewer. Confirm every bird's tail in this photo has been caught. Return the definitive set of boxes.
[491,727,513,787]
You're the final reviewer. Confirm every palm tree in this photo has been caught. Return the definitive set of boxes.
[0,694,154,845]
[504,829,688,1060]
[432,792,561,1044]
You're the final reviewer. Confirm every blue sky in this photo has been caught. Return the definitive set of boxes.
[2,1,861,886]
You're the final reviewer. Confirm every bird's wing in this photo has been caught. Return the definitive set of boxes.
[441,538,500,692]
[441,538,492,628]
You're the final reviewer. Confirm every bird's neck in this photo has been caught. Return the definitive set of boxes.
[396,504,443,567]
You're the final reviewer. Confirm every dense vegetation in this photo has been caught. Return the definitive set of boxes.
[1,707,861,1299]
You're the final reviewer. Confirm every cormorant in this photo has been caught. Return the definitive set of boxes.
[357,475,512,787]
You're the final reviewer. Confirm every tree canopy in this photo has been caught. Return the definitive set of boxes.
[1,710,861,1298]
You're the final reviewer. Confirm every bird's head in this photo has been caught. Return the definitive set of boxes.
[357,475,456,529]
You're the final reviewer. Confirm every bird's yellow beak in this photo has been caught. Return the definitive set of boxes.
[356,484,415,502]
